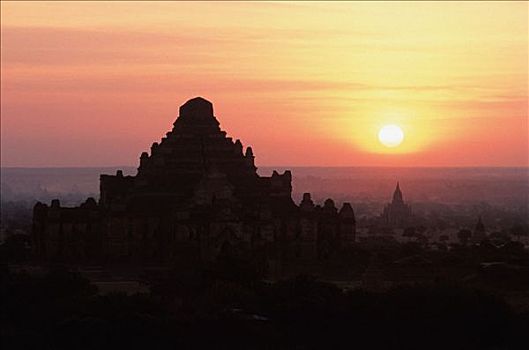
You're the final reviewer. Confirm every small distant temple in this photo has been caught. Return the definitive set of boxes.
[381,182,412,228]
[32,97,356,271]
[472,216,486,243]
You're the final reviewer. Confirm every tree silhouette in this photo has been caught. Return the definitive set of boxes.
[457,229,472,245]
[510,223,528,242]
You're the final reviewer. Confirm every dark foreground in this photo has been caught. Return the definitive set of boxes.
[2,267,529,350]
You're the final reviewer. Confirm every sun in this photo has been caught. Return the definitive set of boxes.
[378,124,404,148]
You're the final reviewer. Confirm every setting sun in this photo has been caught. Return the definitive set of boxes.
[378,125,404,148]
[1,1,527,167]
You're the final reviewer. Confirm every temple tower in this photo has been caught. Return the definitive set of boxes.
[382,182,412,228]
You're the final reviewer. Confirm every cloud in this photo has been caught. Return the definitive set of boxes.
[1,25,379,67]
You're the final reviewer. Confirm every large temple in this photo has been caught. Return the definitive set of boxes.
[32,97,356,269]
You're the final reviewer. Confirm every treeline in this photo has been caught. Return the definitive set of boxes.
[2,267,529,349]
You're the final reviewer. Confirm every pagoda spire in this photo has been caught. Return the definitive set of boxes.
[392,181,403,203]
[475,216,485,232]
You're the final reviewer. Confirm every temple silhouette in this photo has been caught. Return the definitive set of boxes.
[32,97,356,270]
[381,182,412,227]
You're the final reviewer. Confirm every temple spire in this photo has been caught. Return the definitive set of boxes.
[475,216,485,232]
[173,97,220,134]
[179,96,214,118]
[392,181,403,203]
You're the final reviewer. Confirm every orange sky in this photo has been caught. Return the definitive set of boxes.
[1,1,528,167]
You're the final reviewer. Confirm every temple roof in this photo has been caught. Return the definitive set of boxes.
[179,97,214,118]
[172,96,220,135]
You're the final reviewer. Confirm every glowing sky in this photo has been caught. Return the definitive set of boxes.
[1,1,527,167]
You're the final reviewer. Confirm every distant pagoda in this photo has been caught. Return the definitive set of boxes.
[381,182,412,228]
[471,216,487,243]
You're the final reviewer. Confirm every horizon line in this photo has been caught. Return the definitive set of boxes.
[2,165,529,170]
